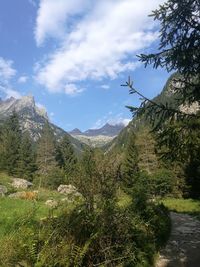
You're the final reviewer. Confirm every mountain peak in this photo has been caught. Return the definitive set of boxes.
[82,123,125,137]
[69,128,82,135]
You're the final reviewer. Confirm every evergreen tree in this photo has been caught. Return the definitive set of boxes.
[36,123,57,181]
[122,130,139,189]
[17,132,37,181]
[135,126,159,174]
[0,112,22,175]
[139,0,200,104]
[77,148,99,211]
[56,134,77,175]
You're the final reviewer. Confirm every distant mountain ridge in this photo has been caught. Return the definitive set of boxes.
[69,123,125,148]
[0,96,84,153]
[69,123,125,137]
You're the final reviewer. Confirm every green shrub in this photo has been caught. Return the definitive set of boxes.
[150,169,176,197]
[35,167,67,190]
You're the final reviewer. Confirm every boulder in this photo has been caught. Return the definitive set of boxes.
[58,184,83,203]
[45,199,58,208]
[57,184,78,194]
[12,178,33,189]
[0,185,7,197]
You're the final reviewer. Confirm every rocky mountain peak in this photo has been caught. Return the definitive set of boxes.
[69,128,82,135]
[16,95,35,110]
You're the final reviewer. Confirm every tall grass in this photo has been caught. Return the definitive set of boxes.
[161,198,200,219]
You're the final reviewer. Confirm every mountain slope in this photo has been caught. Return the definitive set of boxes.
[69,123,124,137]
[69,123,125,147]
[104,73,199,154]
[0,96,85,153]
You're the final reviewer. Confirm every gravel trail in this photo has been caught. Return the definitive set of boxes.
[156,212,200,267]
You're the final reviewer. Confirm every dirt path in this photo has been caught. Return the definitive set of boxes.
[156,212,200,267]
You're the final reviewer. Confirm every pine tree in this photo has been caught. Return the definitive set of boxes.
[122,130,139,189]
[36,123,57,180]
[139,0,200,104]
[17,132,37,181]
[0,112,22,175]
[56,134,77,175]
[78,148,99,211]
[135,126,159,174]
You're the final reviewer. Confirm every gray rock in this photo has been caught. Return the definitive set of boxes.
[45,199,58,208]
[8,191,26,199]
[58,184,83,202]
[57,184,77,194]
[0,185,7,196]
[12,178,33,189]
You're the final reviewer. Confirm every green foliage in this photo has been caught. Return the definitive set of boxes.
[161,198,200,219]
[121,130,139,190]
[41,167,66,190]
[124,0,200,198]
[139,0,200,104]
[156,114,200,198]
[17,132,37,181]
[0,198,48,238]
[0,112,22,175]
[0,147,171,267]
[36,123,57,187]
[135,126,159,174]
[56,134,77,176]
[149,169,176,197]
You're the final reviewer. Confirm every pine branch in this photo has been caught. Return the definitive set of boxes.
[121,76,197,125]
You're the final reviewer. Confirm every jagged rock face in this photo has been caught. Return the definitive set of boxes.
[0,96,49,141]
[0,96,84,153]
[179,101,200,115]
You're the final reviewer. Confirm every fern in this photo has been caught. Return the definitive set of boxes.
[72,233,98,267]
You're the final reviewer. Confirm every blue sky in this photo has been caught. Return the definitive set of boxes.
[0,0,170,131]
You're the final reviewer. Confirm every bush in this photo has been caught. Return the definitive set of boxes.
[35,167,67,190]
[150,169,176,197]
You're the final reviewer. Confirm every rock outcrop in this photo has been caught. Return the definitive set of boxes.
[12,178,33,189]
[58,184,83,202]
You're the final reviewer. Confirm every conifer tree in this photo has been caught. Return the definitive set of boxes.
[78,148,99,211]
[56,134,77,175]
[122,130,139,189]
[0,112,22,175]
[17,132,37,181]
[135,126,159,174]
[36,123,57,179]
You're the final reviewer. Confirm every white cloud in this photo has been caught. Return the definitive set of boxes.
[0,85,21,99]
[109,117,131,126]
[0,57,20,99]
[18,76,28,84]
[64,83,84,96]
[0,57,16,83]
[101,84,110,90]
[35,0,164,94]
[92,112,131,129]
[35,0,91,46]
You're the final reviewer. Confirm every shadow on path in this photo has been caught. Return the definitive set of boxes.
[156,212,200,267]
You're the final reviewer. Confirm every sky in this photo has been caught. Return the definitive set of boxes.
[0,0,171,131]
